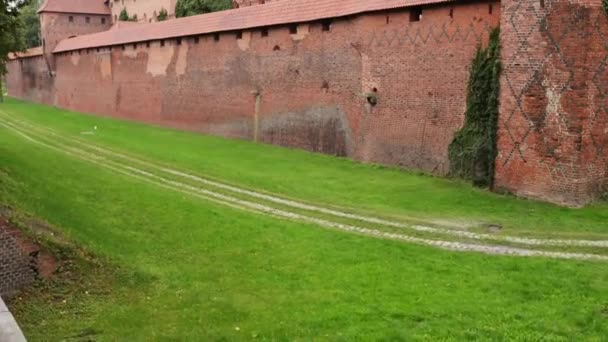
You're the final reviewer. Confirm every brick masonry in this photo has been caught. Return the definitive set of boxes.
[0,218,35,298]
[496,0,608,205]
[6,0,607,206]
[32,1,499,175]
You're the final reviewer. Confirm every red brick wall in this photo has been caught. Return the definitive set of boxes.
[5,56,54,104]
[45,1,498,175]
[496,0,608,206]
[41,12,112,69]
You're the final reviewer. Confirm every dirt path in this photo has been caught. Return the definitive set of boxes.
[1,113,607,261]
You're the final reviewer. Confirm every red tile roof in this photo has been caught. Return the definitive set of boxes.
[54,0,454,53]
[38,0,111,15]
[8,46,43,60]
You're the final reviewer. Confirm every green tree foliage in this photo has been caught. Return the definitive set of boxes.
[0,0,29,102]
[175,0,231,18]
[119,7,129,21]
[604,0,608,16]
[21,0,39,48]
[157,8,168,21]
[448,28,501,188]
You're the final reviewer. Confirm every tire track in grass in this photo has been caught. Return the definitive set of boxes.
[3,121,608,261]
[2,111,608,251]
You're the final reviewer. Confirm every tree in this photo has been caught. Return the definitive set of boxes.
[157,7,168,21]
[175,0,231,18]
[119,7,129,21]
[0,0,30,103]
[21,0,40,48]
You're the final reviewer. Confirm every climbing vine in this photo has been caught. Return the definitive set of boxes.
[448,27,501,187]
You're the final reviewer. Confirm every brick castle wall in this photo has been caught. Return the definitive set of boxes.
[41,1,499,175]
[5,56,54,104]
[41,12,112,70]
[496,0,608,205]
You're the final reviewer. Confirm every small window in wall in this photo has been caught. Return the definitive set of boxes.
[489,4,493,14]
[322,20,331,31]
[102,17,106,24]
[176,38,182,45]
[69,16,74,22]
[86,17,90,23]
[146,41,150,48]
[410,7,422,22]
[214,33,220,42]
[194,36,200,44]
[160,40,165,47]
[261,28,269,37]
[236,31,243,39]
[121,45,125,51]
[289,24,297,34]
[449,8,453,18]
[133,43,137,49]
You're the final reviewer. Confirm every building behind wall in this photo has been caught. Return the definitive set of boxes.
[6,0,608,207]
[108,0,177,23]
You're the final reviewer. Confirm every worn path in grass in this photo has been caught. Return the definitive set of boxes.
[2,100,608,340]
[2,98,608,238]
[1,109,607,260]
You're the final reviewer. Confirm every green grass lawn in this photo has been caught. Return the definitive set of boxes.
[1,98,608,340]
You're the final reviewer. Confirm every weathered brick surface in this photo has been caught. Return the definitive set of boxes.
[496,0,608,206]
[0,219,35,298]
[40,1,499,175]
[5,56,53,104]
[41,12,112,70]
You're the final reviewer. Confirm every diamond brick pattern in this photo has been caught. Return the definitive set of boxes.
[496,0,608,205]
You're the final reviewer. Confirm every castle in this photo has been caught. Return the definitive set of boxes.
[5,0,608,207]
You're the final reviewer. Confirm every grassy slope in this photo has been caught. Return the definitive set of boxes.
[0,102,608,341]
[1,101,608,340]
[2,98,607,237]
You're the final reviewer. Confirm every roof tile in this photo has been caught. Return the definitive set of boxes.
[38,0,111,15]
[54,0,453,53]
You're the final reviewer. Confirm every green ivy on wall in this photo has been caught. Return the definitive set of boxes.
[448,28,501,188]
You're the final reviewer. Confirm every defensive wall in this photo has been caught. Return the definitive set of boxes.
[5,0,608,206]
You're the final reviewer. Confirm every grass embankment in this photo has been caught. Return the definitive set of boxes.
[2,98,607,237]
[0,98,607,340]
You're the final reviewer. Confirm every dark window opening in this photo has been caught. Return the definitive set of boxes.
[236,31,243,39]
[273,45,280,51]
[322,20,331,31]
[102,17,106,24]
[160,40,165,47]
[176,38,182,45]
[194,36,200,44]
[146,41,150,48]
[386,16,390,24]
[133,43,137,49]
[96,48,100,52]
[214,33,220,42]
[68,16,74,22]
[410,7,422,22]
[85,17,90,23]
[449,8,453,18]
[289,24,297,34]
[261,28,269,37]
[489,4,493,14]
[121,45,125,51]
